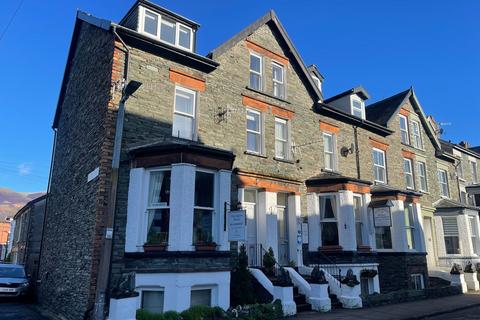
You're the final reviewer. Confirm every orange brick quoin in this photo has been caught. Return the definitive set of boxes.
[245,39,289,65]
[238,175,300,195]
[369,137,389,151]
[169,68,206,92]
[319,121,340,134]
[402,149,416,159]
[399,108,410,117]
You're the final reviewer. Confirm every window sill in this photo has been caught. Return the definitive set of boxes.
[273,156,295,164]
[245,86,291,105]
[419,190,430,195]
[244,151,268,158]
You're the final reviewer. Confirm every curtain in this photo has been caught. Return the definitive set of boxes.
[147,172,164,231]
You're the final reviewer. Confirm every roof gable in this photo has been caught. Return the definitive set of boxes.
[208,10,322,101]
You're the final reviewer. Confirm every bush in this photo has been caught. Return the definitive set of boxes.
[227,300,283,320]
[262,247,276,277]
[136,309,182,320]
[230,244,255,306]
[180,305,226,320]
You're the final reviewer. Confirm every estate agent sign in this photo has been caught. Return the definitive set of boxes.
[373,207,392,227]
[228,210,246,241]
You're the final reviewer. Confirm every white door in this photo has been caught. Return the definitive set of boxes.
[423,217,436,267]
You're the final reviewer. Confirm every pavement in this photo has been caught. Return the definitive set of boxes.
[295,292,480,320]
[0,302,49,320]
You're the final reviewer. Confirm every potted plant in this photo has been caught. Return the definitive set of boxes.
[194,230,217,251]
[143,231,168,252]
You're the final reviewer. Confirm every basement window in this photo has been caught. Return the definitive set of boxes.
[141,290,165,313]
[191,287,212,307]
[410,274,424,290]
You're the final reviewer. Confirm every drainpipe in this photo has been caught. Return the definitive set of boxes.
[93,26,130,320]
[353,125,361,179]
[36,128,57,292]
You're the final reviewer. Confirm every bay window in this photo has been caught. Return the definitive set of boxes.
[375,226,392,250]
[399,115,410,144]
[193,171,215,245]
[470,216,478,254]
[404,203,416,250]
[249,53,262,90]
[403,158,414,189]
[319,195,338,246]
[173,86,196,140]
[146,170,171,245]
[246,109,263,154]
[275,117,289,159]
[411,120,423,149]
[272,62,285,99]
[323,132,336,171]
[437,169,449,198]
[373,148,387,183]
[470,161,478,184]
[442,217,460,254]
[354,195,364,247]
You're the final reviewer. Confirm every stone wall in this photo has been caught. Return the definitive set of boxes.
[37,21,115,320]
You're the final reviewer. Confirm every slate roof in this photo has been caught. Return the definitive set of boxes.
[434,198,479,211]
[323,86,370,103]
[305,171,371,186]
[370,184,422,197]
[471,146,480,154]
[439,139,455,155]
[365,88,411,126]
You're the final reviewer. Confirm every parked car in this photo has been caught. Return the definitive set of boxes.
[0,263,31,299]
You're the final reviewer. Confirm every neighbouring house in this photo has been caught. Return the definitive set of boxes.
[0,220,11,261]
[9,195,47,283]
[36,1,479,319]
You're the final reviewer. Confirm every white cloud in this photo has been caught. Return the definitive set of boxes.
[18,163,32,176]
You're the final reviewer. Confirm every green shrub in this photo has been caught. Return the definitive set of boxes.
[262,247,276,277]
[231,244,255,306]
[180,305,226,320]
[136,309,181,320]
[227,300,283,320]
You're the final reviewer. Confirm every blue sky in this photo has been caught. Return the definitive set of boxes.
[1,0,479,193]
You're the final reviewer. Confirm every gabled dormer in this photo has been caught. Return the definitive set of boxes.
[323,86,370,120]
[120,0,199,52]
[307,65,324,100]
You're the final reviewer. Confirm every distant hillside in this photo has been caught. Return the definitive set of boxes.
[0,188,45,221]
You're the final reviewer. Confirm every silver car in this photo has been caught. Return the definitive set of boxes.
[0,263,30,298]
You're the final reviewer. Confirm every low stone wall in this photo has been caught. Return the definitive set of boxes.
[376,252,428,292]
[362,285,462,308]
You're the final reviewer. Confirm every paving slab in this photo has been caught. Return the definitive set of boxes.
[295,292,480,320]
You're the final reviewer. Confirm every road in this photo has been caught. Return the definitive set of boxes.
[0,302,49,320]
[421,305,480,319]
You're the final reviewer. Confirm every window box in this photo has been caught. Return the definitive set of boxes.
[357,245,371,253]
[194,242,218,251]
[143,243,167,252]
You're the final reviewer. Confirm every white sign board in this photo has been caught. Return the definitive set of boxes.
[228,210,246,241]
[301,223,309,244]
[373,207,392,227]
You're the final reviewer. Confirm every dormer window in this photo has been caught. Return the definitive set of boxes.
[351,97,364,119]
[311,76,322,92]
[140,7,194,52]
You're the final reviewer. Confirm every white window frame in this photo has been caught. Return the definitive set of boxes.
[246,108,263,154]
[403,158,415,189]
[323,132,337,171]
[442,216,460,255]
[399,114,410,145]
[469,216,478,255]
[193,169,216,245]
[311,75,322,91]
[139,6,194,52]
[319,194,339,247]
[411,274,425,290]
[272,62,285,99]
[417,161,428,192]
[411,120,423,149]
[190,285,215,307]
[373,148,387,183]
[470,160,478,184]
[172,86,197,140]
[351,97,365,119]
[353,194,365,247]
[437,169,450,198]
[404,203,417,251]
[275,117,289,159]
[139,287,165,314]
[144,168,171,245]
[249,52,263,91]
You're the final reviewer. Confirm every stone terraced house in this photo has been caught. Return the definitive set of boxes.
[37,1,480,319]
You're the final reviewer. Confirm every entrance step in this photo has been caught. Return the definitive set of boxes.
[293,287,312,313]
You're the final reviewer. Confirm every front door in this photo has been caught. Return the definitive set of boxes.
[244,190,258,266]
[277,194,289,266]
[423,217,436,267]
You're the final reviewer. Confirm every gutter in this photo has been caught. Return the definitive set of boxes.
[93,26,131,320]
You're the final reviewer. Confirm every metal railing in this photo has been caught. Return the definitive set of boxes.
[247,243,264,267]
[313,250,342,286]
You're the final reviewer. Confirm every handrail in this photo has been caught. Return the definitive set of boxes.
[260,246,285,277]
[314,250,342,287]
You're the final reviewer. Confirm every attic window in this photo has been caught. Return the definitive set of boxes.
[351,98,364,119]
[312,75,322,91]
[140,6,194,52]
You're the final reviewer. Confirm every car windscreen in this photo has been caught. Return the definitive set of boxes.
[0,266,26,278]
